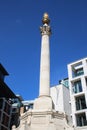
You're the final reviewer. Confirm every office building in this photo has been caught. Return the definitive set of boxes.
[68,57,87,128]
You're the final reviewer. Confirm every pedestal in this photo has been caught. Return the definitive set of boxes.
[34,96,54,110]
[13,109,74,130]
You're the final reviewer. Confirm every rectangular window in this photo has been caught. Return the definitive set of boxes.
[4,101,11,115]
[71,62,84,78]
[2,113,9,127]
[76,113,87,126]
[72,68,84,78]
[72,80,82,93]
[75,95,86,110]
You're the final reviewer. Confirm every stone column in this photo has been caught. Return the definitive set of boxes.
[34,13,53,110]
[39,13,51,97]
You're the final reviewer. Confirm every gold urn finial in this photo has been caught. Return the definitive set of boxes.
[42,13,50,25]
[44,13,49,19]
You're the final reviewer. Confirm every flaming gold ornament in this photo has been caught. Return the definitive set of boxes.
[42,13,50,25]
[44,13,49,19]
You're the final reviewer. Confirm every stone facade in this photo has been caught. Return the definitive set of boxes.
[12,109,74,130]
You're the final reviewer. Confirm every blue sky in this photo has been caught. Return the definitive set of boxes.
[0,0,87,100]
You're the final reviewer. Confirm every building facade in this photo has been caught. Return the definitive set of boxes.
[68,57,87,128]
[0,64,24,130]
[50,80,72,125]
[0,98,12,130]
[0,63,16,130]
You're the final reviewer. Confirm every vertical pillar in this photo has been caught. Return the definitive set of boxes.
[39,13,51,97]
[34,13,53,110]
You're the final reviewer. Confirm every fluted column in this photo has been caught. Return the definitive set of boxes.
[39,13,51,97]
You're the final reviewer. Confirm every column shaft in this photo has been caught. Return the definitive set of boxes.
[39,34,50,96]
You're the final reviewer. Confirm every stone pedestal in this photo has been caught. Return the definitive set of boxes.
[34,96,54,110]
[13,109,74,130]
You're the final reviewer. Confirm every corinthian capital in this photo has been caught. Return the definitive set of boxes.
[40,25,51,36]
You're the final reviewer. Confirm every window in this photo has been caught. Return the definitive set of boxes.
[2,113,9,127]
[4,101,11,115]
[75,95,86,110]
[72,80,82,93]
[75,68,84,77]
[72,68,84,78]
[76,113,87,126]
[72,62,84,78]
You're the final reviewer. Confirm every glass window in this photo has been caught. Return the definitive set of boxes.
[72,80,82,93]
[72,68,84,78]
[75,95,86,110]
[71,62,84,78]
[76,113,87,126]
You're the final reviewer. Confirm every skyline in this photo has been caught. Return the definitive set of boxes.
[0,0,87,100]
